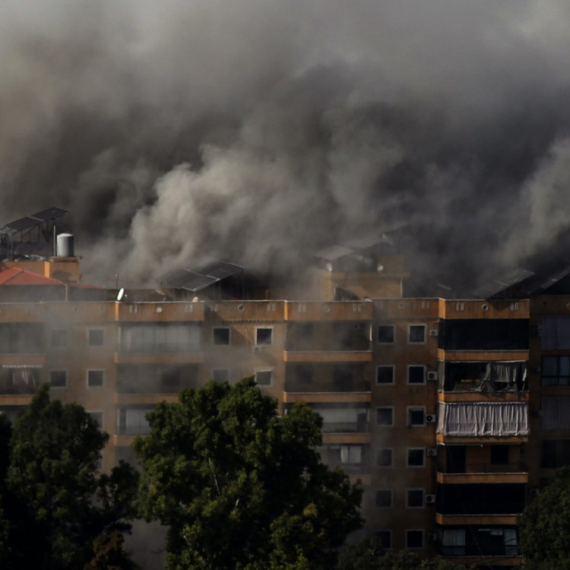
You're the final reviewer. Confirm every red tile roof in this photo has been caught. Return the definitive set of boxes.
[0,267,66,286]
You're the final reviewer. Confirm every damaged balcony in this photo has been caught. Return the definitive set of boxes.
[115,322,204,365]
[284,321,372,363]
[115,364,200,405]
[283,363,372,404]
[439,361,527,394]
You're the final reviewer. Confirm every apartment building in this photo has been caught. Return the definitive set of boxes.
[1,212,569,569]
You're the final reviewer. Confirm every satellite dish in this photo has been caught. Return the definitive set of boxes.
[117,288,125,302]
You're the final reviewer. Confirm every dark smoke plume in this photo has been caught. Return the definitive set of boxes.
[3,0,570,291]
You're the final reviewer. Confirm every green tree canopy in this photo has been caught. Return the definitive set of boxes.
[338,536,473,570]
[134,377,363,570]
[519,467,570,569]
[0,385,139,570]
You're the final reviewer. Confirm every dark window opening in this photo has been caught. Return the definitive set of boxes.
[377,366,394,385]
[407,489,424,508]
[378,325,395,343]
[408,449,425,467]
[50,370,67,388]
[256,328,273,346]
[88,329,104,347]
[377,449,393,467]
[376,407,393,426]
[409,408,425,426]
[376,490,392,508]
[408,366,425,384]
[490,445,510,465]
[409,325,426,343]
[213,327,230,345]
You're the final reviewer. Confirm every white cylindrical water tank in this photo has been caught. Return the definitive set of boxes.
[56,233,74,257]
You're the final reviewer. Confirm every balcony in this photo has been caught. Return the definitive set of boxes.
[437,462,528,485]
[114,301,205,322]
[284,301,372,321]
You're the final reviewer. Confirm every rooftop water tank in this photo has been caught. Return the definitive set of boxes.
[56,233,74,258]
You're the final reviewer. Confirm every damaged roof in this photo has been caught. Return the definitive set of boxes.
[160,261,243,292]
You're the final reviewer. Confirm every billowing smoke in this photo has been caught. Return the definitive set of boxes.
[3,0,570,290]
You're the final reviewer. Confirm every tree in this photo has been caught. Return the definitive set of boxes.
[519,467,570,569]
[134,377,363,570]
[338,536,474,570]
[0,385,139,570]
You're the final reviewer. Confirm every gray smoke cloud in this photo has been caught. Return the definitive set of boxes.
[3,0,570,290]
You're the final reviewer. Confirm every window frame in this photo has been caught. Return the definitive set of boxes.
[87,328,105,347]
[49,369,67,389]
[408,324,427,345]
[406,488,425,509]
[254,367,273,387]
[407,364,426,385]
[376,365,395,385]
[87,410,104,430]
[212,327,231,346]
[407,447,426,468]
[376,448,393,467]
[407,406,426,427]
[255,326,274,347]
[406,529,424,550]
[376,406,394,427]
[541,355,570,386]
[377,325,395,345]
[375,489,393,509]
[86,369,105,389]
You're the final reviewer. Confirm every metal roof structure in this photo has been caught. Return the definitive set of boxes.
[472,268,535,299]
[0,207,68,259]
[160,262,243,293]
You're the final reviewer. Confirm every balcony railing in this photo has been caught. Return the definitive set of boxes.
[321,421,370,433]
[437,461,527,474]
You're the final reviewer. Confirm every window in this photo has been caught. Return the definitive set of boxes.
[119,323,201,353]
[491,445,509,465]
[376,448,393,467]
[376,365,394,385]
[376,407,394,426]
[88,411,103,429]
[88,329,105,347]
[255,369,273,386]
[408,365,425,385]
[49,370,67,388]
[120,408,152,435]
[377,325,395,344]
[376,530,392,549]
[408,325,426,344]
[212,369,230,382]
[51,329,67,348]
[407,489,425,508]
[408,407,426,426]
[87,370,104,388]
[375,490,392,508]
[407,448,425,467]
[542,356,570,386]
[212,327,231,346]
[406,530,423,549]
[256,327,273,346]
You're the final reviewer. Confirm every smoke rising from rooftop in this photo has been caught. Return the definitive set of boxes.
[2,0,570,289]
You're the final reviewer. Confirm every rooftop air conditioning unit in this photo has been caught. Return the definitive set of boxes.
[426,448,438,457]
[429,329,438,337]
[426,414,437,423]
[427,371,438,381]
[425,495,436,504]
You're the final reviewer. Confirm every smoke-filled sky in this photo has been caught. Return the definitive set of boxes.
[3,0,570,290]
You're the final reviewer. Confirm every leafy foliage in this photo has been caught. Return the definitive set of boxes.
[134,377,363,570]
[519,467,570,569]
[0,385,139,570]
[338,536,473,570]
